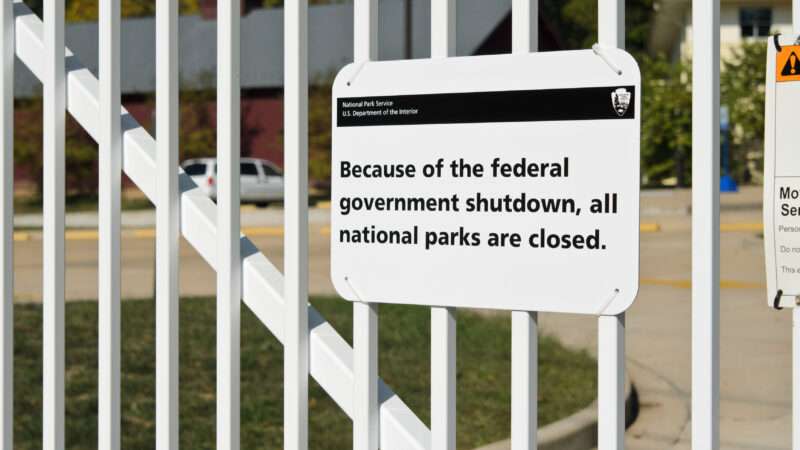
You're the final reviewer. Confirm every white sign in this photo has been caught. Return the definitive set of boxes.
[764,36,800,309]
[330,50,641,315]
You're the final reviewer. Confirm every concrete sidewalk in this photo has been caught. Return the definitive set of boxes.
[540,186,788,449]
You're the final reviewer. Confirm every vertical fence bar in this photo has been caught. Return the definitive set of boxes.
[691,0,720,446]
[795,306,800,449]
[431,0,455,57]
[793,6,799,450]
[794,0,799,35]
[510,1,537,448]
[352,2,379,447]
[511,313,536,449]
[0,0,12,446]
[217,0,241,446]
[98,0,121,445]
[42,0,65,445]
[353,301,378,450]
[430,310,455,450]
[598,314,625,449]
[597,0,625,448]
[155,0,179,445]
[430,1,456,449]
[283,0,309,447]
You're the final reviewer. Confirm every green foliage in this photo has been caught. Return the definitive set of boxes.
[308,81,333,183]
[542,0,654,53]
[65,0,199,22]
[12,88,219,197]
[639,41,768,186]
[179,89,217,161]
[721,41,767,183]
[14,98,99,197]
[275,76,333,184]
[641,54,692,186]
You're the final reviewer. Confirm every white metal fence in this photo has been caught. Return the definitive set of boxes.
[0,0,779,447]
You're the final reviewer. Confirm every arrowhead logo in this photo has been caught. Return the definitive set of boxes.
[611,88,631,117]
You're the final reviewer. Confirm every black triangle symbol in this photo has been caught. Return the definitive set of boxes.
[782,51,800,76]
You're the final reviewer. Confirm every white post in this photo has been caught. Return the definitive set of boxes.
[794,0,799,35]
[510,1,538,449]
[42,0,65,446]
[430,309,456,450]
[283,0,309,447]
[352,1,379,449]
[0,0,12,446]
[431,0,455,57]
[98,0,121,445]
[511,313,537,449]
[793,5,799,450]
[155,0,179,445]
[217,0,241,446]
[795,308,800,450]
[598,314,625,450]
[353,301,379,450]
[597,0,625,448]
[691,0,720,446]
[430,1,457,449]
[512,0,537,53]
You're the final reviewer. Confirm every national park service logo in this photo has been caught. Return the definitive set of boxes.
[611,88,631,117]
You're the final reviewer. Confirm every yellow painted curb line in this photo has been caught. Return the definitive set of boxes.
[641,277,764,290]
[128,226,295,239]
[131,226,285,238]
[242,226,284,237]
[132,229,156,239]
[13,232,30,241]
[720,223,763,232]
[719,280,765,289]
[640,223,660,233]
[65,230,100,240]
[641,278,691,289]
[23,222,744,241]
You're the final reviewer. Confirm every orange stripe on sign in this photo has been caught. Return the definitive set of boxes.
[777,45,800,83]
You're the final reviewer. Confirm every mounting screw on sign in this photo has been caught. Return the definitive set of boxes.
[777,45,800,82]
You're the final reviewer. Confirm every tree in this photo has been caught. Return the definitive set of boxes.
[636,41,768,187]
[14,98,101,197]
[179,89,217,161]
[542,0,654,54]
[640,54,692,186]
[308,80,332,184]
[721,41,767,183]
[65,0,199,22]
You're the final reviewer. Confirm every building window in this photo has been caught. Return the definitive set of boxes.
[740,7,772,38]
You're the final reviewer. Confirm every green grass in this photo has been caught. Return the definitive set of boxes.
[12,296,596,449]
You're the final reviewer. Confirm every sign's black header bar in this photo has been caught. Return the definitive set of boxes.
[337,86,636,127]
